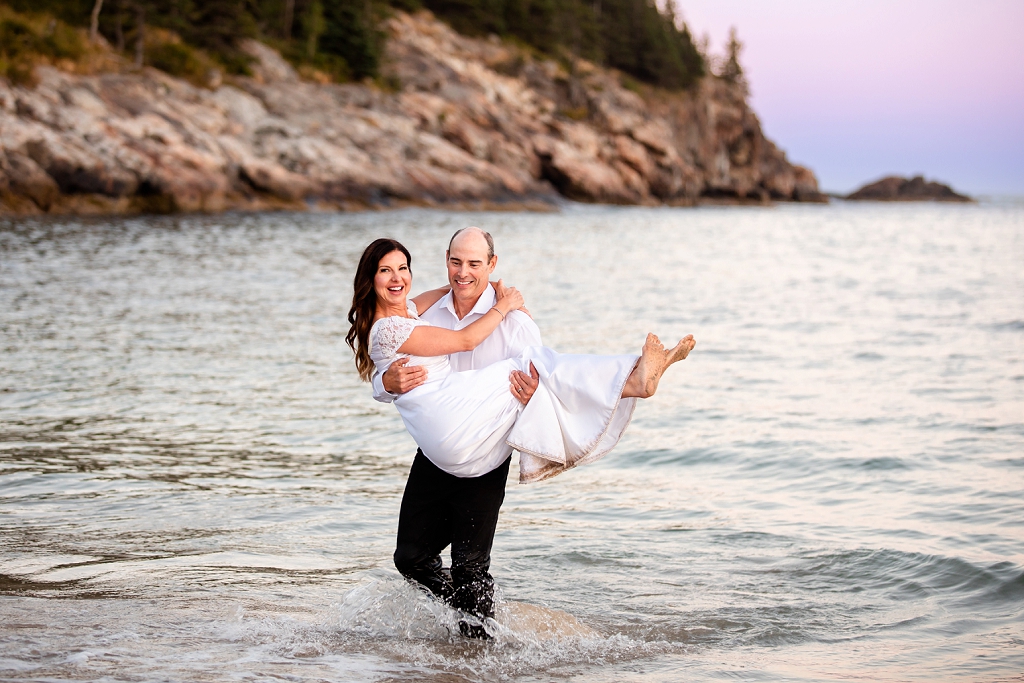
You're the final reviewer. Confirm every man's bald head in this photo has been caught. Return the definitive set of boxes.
[448,227,494,261]
[445,226,497,319]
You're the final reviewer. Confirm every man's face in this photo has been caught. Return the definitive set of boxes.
[446,232,496,307]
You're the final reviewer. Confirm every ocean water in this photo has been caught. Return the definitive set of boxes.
[1,201,1022,682]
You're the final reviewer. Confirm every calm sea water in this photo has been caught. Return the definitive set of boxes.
[1,202,1022,682]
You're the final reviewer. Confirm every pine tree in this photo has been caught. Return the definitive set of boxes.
[720,26,743,83]
[14,0,705,87]
[319,0,383,80]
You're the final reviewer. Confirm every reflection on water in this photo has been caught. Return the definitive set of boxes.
[1,203,1023,681]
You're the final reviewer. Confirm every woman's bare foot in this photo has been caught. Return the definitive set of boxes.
[667,334,696,364]
[622,333,696,399]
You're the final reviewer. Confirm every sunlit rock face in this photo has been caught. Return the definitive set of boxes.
[0,11,823,215]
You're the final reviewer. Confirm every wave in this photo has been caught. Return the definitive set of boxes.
[779,548,1024,607]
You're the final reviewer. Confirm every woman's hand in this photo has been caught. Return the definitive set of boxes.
[492,279,532,317]
[494,283,524,316]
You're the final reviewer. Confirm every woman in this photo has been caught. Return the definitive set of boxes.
[346,238,695,483]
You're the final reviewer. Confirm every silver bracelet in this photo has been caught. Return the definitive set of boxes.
[490,306,505,320]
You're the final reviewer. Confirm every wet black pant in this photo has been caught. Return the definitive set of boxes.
[394,450,510,624]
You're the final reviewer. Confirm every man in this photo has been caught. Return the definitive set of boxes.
[371,226,540,637]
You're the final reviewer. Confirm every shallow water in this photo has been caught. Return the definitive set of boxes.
[1,202,1022,682]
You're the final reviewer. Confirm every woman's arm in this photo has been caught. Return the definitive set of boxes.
[398,287,524,357]
[411,285,451,315]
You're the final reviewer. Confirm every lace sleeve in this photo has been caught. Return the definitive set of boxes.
[373,316,419,360]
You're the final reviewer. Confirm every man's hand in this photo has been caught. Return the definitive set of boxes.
[383,358,427,395]
[510,362,539,406]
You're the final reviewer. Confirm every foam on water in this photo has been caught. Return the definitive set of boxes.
[219,573,666,681]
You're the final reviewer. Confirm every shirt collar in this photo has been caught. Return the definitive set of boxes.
[441,285,496,320]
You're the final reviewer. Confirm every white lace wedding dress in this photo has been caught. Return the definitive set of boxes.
[370,304,639,483]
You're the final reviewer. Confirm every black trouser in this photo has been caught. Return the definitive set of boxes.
[394,449,510,622]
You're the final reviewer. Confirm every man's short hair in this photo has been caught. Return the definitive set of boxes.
[448,227,495,261]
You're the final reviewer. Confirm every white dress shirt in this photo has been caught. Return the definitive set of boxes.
[371,285,543,476]
[372,285,543,401]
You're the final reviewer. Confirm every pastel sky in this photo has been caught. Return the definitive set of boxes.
[677,0,1024,195]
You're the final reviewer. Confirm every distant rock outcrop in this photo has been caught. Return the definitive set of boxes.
[846,175,972,202]
[0,11,824,216]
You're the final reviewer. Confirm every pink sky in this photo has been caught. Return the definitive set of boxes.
[676,0,1024,194]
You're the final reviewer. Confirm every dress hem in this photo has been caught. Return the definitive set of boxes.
[509,355,640,484]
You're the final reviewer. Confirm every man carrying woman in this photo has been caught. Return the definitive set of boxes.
[347,228,694,638]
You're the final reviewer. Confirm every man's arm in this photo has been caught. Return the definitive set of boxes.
[507,310,543,350]
[506,310,543,405]
[371,368,397,403]
[376,358,427,401]
[510,361,539,405]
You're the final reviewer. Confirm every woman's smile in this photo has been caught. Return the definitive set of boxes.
[374,250,412,311]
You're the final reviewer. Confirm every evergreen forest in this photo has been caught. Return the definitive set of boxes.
[2,0,704,89]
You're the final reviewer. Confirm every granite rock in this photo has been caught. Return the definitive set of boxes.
[0,10,823,215]
[846,175,972,202]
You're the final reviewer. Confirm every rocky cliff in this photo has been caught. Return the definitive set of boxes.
[0,11,823,216]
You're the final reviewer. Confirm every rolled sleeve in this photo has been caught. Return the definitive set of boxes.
[371,370,397,404]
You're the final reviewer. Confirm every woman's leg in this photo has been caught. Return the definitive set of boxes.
[621,333,695,399]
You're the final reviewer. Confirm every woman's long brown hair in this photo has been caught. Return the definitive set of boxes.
[346,238,413,382]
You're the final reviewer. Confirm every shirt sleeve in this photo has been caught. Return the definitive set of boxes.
[504,310,543,357]
[371,370,397,404]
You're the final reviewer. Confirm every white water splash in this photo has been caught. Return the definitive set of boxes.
[220,573,668,680]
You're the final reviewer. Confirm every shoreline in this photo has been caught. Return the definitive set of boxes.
[0,192,836,219]
[3,193,1016,223]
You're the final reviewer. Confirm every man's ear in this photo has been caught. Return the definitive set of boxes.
[445,250,450,262]
[489,254,498,271]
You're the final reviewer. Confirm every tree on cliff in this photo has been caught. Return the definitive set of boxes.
[718,26,743,83]
[318,0,384,80]
[12,0,258,72]
[420,0,703,88]
[7,0,703,88]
